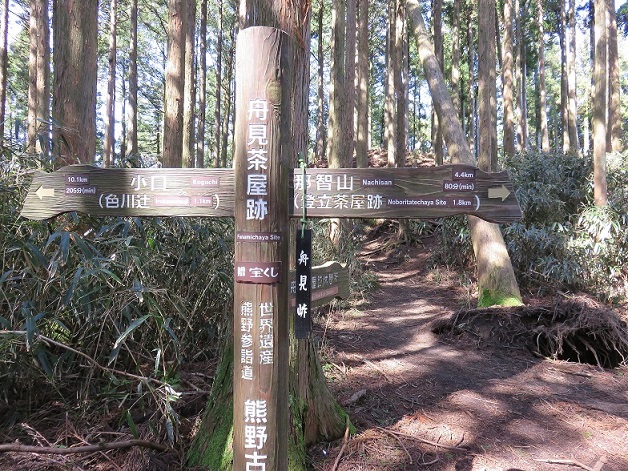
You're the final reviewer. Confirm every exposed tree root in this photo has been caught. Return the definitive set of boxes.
[434,298,628,368]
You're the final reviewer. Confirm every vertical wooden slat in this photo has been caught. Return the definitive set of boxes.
[232,26,292,471]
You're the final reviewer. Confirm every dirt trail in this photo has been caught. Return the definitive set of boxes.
[309,235,628,471]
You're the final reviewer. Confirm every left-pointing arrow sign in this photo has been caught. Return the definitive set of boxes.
[35,186,55,200]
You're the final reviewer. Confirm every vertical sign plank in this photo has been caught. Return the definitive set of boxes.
[232,27,292,471]
[295,229,312,339]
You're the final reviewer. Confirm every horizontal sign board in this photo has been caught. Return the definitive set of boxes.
[20,165,235,220]
[288,261,349,309]
[291,165,522,224]
[21,164,521,224]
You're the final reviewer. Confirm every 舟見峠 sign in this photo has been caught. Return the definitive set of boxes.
[294,229,312,339]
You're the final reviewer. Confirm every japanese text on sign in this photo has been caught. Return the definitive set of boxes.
[246,99,270,221]
[240,301,275,381]
[244,399,268,470]
[295,230,312,339]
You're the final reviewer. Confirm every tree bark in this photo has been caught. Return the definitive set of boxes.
[186,328,235,469]
[566,0,580,155]
[355,0,369,167]
[606,0,622,152]
[128,0,138,157]
[196,0,207,168]
[395,0,409,240]
[502,0,515,157]
[514,0,528,153]
[431,0,444,165]
[103,0,118,167]
[220,32,235,168]
[588,0,595,154]
[328,0,350,249]
[163,0,186,168]
[182,0,196,168]
[27,0,50,155]
[395,0,407,167]
[408,0,522,307]
[537,0,549,152]
[385,0,396,166]
[519,37,528,152]
[593,0,607,206]
[52,0,98,166]
[478,0,496,171]
[0,0,8,145]
[213,0,223,167]
[513,0,523,152]
[328,0,346,169]
[346,0,356,165]
[466,0,477,158]
[560,0,570,153]
[451,0,460,116]
[314,2,326,164]
[120,62,126,160]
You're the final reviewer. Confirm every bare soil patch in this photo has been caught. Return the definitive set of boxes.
[308,232,628,471]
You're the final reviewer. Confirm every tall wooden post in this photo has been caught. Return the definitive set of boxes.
[232,27,292,471]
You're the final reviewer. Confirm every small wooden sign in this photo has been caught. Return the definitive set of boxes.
[295,229,312,339]
[289,261,349,309]
[235,261,282,284]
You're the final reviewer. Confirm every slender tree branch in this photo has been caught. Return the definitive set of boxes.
[533,458,591,471]
[331,416,351,471]
[0,439,170,455]
[0,330,167,386]
[375,427,468,452]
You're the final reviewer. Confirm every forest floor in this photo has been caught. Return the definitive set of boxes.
[0,228,627,471]
[307,229,628,471]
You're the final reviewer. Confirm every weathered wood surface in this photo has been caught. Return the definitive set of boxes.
[20,165,234,220]
[231,27,291,471]
[292,165,521,223]
[21,165,521,224]
[289,261,349,309]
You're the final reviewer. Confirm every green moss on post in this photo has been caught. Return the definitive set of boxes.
[333,402,356,436]
[287,395,355,471]
[478,289,524,308]
[186,339,234,470]
[288,396,307,471]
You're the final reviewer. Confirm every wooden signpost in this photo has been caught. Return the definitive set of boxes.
[20,26,521,471]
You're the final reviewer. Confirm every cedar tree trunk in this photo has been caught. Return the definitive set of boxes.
[407,0,522,307]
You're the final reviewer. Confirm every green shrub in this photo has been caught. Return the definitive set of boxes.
[0,151,234,439]
[433,150,628,304]
[504,151,592,225]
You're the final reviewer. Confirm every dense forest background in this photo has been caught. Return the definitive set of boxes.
[0,0,626,166]
[0,0,627,467]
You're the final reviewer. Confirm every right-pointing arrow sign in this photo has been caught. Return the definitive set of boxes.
[488,185,511,201]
